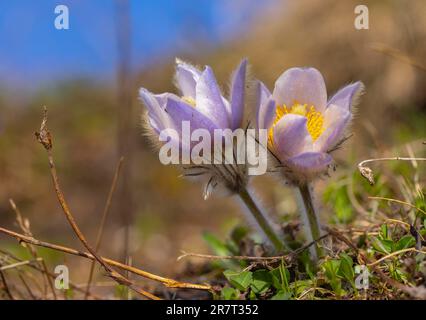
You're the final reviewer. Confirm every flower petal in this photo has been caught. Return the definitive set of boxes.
[286,152,333,173]
[229,59,247,129]
[196,66,230,128]
[273,114,313,160]
[256,81,276,130]
[139,88,174,133]
[273,67,327,112]
[327,81,364,112]
[165,96,218,133]
[315,104,351,152]
[175,59,201,98]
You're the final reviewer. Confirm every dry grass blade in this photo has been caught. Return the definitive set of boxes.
[367,248,426,267]
[370,43,426,72]
[369,196,426,217]
[85,157,124,299]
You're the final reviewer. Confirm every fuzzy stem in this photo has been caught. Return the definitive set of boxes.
[297,183,324,262]
[238,187,286,253]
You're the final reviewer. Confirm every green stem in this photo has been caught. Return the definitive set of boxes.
[297,183,324,262]
[238,187,286,253]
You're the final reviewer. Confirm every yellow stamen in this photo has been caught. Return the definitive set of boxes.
[182,96,196,107]
[268,102,324,146]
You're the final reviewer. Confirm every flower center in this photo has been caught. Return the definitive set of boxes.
[182,96,196,107]
[268,102,324,146]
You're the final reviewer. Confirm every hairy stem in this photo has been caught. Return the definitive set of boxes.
[297,183,323,262]
[238,187,286,253]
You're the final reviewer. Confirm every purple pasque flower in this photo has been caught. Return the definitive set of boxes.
[139,58,248,198]
[140,58,247,144]
[257,67,364,184]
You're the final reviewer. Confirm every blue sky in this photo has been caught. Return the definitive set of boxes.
[0,0,275,90]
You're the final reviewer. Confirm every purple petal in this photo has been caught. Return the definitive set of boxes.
[315,104,351,152]
[273,67,327,112]
[327,81,364,112]
[286,152,333,172]
[175,59,201,98]
[196,66,230,128]
[273,114,313,159]
[258,98,276,130]
[165,96,218,133]
[139,88,174,133]
[256,81,276,130]
[229,59,247,129]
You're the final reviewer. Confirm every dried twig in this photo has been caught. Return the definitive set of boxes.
[0,226,211,292]
[17,273,37,300]
[357,156,426,185]
[178,233,329,263]
[35,107,159,300]
[0,258,43,271]
[0,269,14,300]
[0,249,100,300]
[9,199,54,299]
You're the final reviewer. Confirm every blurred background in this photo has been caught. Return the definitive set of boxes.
[0,0,425,295]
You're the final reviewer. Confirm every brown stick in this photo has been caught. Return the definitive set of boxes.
[178,234,330,263]
[0,226,211,291]
[0,269,14,300]
[85,157,124,299]
[35,107,159,300]
[18,273,37,300]
[9,199,55,299]
[0,249,101,300]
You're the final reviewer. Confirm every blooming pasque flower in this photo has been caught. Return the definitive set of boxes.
[139,59,287,252]
[257,67,364,184]
[139,58,248,198]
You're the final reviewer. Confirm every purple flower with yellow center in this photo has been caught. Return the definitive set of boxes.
[257,67,364,184]
[139,59,286,252]
[256,67,364,261]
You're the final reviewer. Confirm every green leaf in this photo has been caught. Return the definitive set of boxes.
[65,288,74,299]
[230,225,249,245]
[270,263,290,292]
[291,280,314,296]
[323,182,353,224]
[380,224,389,240]
[337,253,355,286]
[322,259,342,295]
[298,250,315,279]
[223,270,253,291]
[250,270,272,294]
[203,232,230,256]
[203,232,236,269]
[249,290,257,300]
[396,235,416,251]
[114,285,127,299]
[335,191,353,224]
[221,287,240,300]
[271,290,292,300]
[371,237,393,254]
